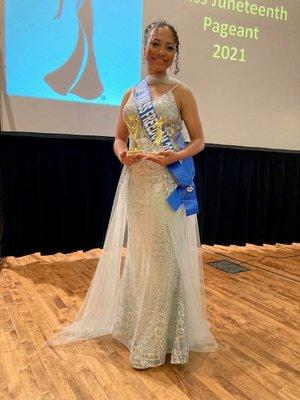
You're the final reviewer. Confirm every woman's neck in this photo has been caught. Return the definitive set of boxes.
[146,70,167,77]
[146,74,179,87]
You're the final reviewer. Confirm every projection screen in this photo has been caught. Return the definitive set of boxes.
[1,0,299,151]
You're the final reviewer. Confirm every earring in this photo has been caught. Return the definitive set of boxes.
[174,54,179,75]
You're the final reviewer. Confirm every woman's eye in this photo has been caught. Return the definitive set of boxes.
[151,42,159,46]
[167,47,175,51]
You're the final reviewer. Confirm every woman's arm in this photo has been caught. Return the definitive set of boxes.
[144,85,205,166]
[176,84,205,159]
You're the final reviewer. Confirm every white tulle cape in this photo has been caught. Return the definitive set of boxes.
[45,166,218,353]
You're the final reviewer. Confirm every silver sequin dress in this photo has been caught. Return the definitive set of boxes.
[45,83,218,366]
[112,88,216,368]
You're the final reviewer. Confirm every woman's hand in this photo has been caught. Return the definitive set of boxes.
[143,150,181,166]
[119,150,144,166]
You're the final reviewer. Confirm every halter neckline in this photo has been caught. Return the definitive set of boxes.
[146,74,180,86]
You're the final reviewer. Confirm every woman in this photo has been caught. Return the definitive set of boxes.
[46,20,218,370]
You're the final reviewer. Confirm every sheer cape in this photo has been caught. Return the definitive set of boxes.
[45,76,218,353]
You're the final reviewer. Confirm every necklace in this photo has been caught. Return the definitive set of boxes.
[146,74,180,86]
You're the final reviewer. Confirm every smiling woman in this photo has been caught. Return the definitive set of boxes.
[144,29,176,71]
[45,20,218,370]
[143,22,180,75]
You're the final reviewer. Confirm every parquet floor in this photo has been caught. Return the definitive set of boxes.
[0,243,299,400]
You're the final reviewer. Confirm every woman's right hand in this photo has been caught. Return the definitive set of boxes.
[119,150,144,166]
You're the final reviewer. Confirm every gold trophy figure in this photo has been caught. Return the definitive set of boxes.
[126,113,168,158]
[154,114,167,158]
[126,115,142,157]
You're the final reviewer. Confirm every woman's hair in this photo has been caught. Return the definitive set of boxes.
[144,20,180,75]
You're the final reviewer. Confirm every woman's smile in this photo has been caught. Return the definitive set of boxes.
[152,56,167,64]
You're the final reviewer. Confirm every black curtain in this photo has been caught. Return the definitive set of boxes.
[0,176,4,258]
[0,133,299,257]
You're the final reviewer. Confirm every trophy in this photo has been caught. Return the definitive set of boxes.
[153,114,167,158]
[126,115,142,157]
[154,115,166,149]
[126,113,167,158]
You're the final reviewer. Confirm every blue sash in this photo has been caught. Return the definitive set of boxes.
[134,78,199,216]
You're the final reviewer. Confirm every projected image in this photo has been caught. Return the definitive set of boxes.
[44,0,104,100]
[5,0,143,106]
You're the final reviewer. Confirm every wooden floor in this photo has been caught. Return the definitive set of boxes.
[0,243,299,400]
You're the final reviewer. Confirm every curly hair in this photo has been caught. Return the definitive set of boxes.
[144,20,180,75]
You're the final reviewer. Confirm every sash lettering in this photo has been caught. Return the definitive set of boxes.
[133,78,199,216]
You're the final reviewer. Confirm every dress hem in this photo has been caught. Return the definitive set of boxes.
[112,332,189,368]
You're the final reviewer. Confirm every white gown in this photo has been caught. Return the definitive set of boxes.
[45,79,218,369]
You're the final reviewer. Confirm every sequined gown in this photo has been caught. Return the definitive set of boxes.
[111,87,213,368]
[45,82,218,365]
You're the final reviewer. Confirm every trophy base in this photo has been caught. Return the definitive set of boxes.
[127,150,165,158]
[146,151,165,159]
[126,150,142,156]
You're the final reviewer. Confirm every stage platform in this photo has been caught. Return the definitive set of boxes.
[0,243,299,400]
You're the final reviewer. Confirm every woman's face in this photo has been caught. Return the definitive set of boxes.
[144,26,176,75]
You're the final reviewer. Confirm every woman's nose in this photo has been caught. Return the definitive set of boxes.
[157,47,166,56]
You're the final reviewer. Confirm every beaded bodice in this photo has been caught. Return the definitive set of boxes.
[123,88,183,152]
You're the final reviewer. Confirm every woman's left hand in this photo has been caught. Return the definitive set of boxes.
[143,150,181,166]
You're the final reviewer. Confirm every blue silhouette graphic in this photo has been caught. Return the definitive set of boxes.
[44,0,103,99]
[4,0,143,105]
